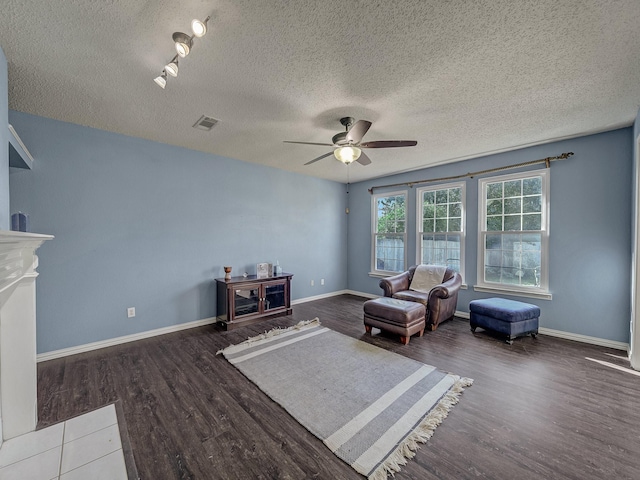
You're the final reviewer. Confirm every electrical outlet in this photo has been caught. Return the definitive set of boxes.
[127,307,136,318]
[321,278,325,285]
[310,280,314,286]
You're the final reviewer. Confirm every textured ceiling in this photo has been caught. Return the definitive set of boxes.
[1,0,640,183]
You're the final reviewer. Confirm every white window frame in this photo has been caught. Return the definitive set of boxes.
[415,182,466,281]
[476,169,551,300]
[371,190,407,276]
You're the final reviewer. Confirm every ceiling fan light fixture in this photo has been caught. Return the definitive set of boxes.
[191,16,210,37]
[173,32,193,57]
[154,71,167,89]
[165,56,179,77]
[334,146,361,164]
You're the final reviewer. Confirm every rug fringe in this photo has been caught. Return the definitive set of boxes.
[368,375,473,480]
[216,318,320,355]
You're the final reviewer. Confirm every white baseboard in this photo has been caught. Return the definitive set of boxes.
[36,317,218,363]
[344,289,378,299]
[38,293,629,362]
[537,327,628,351]
[291,290,351,305]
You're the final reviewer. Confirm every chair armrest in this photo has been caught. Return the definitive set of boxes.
[379,272,411,297]
[429,273,462,299]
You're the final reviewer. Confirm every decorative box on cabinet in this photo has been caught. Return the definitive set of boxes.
[216,273,293,330]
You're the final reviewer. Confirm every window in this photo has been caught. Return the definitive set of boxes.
[417,183,465,279]
[477,169,550,297]
[372,191,407,274]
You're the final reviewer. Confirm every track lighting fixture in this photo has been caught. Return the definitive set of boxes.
[154,15,211,89]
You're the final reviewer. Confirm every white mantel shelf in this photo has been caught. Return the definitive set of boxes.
[0,230,53,442]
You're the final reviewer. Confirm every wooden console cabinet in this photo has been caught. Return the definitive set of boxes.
[216,273,293,330]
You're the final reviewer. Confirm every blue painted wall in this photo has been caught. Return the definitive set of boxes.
[9,111,348,353]
[0,47,8,230]
[347,128,633,343]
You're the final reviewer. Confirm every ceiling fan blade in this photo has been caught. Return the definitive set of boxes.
[304,151,334,165]
[356,151,372,166]
[284,141,334,147]
[359,140,418,148]
[345,120,372,144]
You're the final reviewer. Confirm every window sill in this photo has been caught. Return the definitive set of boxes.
[473,285,552,301]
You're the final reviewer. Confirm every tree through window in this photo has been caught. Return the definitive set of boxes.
[417,183,465,278]
[478,169,549,295]
[372,191,407,274]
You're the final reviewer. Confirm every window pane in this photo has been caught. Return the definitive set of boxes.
[423,191,435,204]
[423,204,435,219]
[503,235,521,251]
[523,177,542,195]
[375,234,404,272]
[422,219,434,232]
[450,202,461,217]
[486,250,502,268]
[446,234,461,272]
[435,219,447,232]
[482,232,542,287]
[521,233,541,250]
[487,183,502,199]
[504,215,521,231]
[435,205,447,218]
[436,190,448,204]
[377,195,406,234]
[487,216,502,231]
[486,199,503,216]
[449,218,461,232]
[504,198,521,215]
[486,234,502,249]
[449,188,461,202]
[523,214,541,230]
[523,195,541,213]
[522,250,541,269]
[504,180,522,197]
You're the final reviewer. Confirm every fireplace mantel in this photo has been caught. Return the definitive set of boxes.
[0,230,53,442]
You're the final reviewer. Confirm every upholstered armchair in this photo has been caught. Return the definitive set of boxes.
[379,265,462,331]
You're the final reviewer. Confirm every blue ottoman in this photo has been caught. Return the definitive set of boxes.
[469,298,540,344]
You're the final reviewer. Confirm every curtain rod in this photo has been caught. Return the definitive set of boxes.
[367,152,574,194]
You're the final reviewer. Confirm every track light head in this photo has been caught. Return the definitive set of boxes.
[154,71,167,89]
[172,32,193,57]
[191,16,210,37]
[165,56,179,77]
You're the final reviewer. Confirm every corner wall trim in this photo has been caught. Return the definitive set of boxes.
[37,317,218,363]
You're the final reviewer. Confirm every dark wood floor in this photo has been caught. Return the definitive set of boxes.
[37,295,640,479]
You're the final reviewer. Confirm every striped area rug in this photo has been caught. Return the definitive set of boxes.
[219,319,472,480]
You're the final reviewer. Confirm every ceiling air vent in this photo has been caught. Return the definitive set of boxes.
[193,115,219,131]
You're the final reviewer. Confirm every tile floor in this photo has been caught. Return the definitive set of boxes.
[0,404,128,480]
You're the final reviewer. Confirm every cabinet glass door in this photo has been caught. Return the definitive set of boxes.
[264,283,286,312]
[233,287,260,317]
